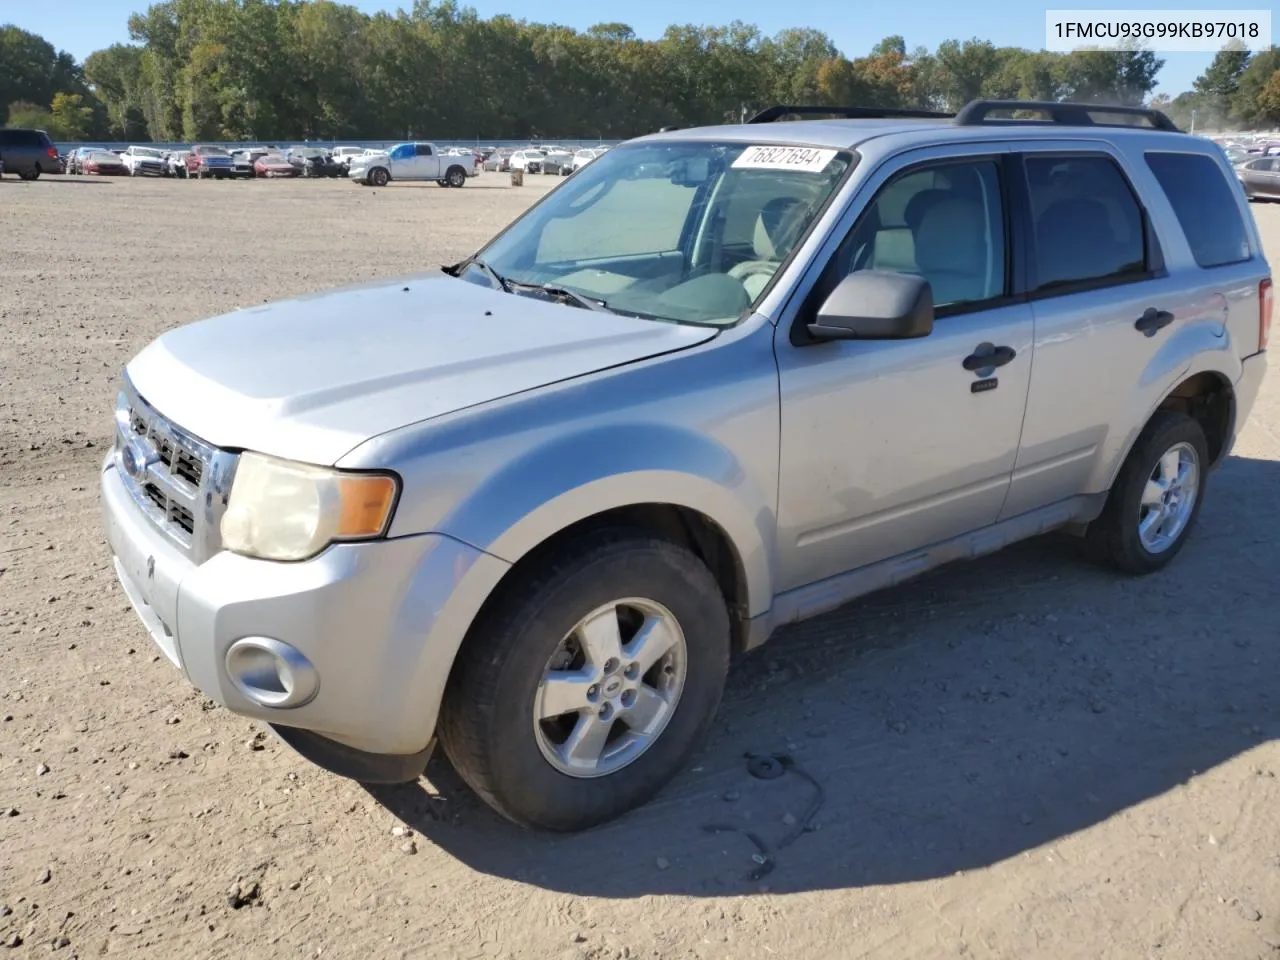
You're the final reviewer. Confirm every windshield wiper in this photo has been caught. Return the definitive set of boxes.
[443,256,510,292]
[444,258,610,312]
[506,280,611,313]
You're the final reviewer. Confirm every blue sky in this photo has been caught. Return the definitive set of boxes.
[11,0,1214,95]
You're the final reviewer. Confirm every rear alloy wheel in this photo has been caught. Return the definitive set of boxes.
[439,533,730,831]
[19,167,39,181]
[1085,410,1209,574]
[370,167,389,187]
[446,166,466,188]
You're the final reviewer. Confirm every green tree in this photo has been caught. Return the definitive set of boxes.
[934,39,1001,108]
[84,44,149,139]
[1193,43,1251,124]
[1258,69,1280,124]
[0,26,87,120]
[1233,47,1280,126]
[50,92,94,139]
[5,100,54,131]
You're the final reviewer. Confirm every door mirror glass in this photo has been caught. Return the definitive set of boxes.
[808,271,934,341]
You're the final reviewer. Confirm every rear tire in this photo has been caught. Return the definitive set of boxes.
[439,532,731,831]
[446,165,466,188]
[19,167,39,181]
[370,167,389,187]
[1084,410,1209,575]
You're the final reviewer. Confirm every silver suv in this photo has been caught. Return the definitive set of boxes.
[102,100,1271,831]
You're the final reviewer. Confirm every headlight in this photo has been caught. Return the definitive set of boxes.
[221,452,399,561]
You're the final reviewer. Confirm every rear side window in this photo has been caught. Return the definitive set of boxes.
[0,129,39,147]
[415,144,433,156]
[1024,154,1147,292]
[1145,152,1251,268]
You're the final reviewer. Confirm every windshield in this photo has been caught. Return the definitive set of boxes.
[464,140,853,325]
[135,148,164,158]
[197,146,230,156]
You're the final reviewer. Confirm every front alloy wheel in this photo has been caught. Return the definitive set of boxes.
[533,599,687,777]
[439,533,730,831]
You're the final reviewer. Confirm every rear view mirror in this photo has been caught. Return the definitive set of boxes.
[807,271,934,342]
[669,157,711,186]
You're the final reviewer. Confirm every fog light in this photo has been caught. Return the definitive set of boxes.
[225,637,319,709]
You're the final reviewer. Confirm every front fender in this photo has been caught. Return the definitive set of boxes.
[439,424,774,618]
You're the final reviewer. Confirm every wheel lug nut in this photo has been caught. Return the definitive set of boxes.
[621,689,636,708]
[599,703,613,721]
[587,685,599,702]
[603,658,619,674]
[624,663,639,680]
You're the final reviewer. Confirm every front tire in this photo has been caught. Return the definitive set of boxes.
[439,532,731,831]
[1085,410,1209,574]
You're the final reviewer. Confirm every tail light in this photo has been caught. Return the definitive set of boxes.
[47,147,58,159]
[1261,278,1273,352]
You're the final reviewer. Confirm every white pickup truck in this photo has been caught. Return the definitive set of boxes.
[347,142,475,188]
[120,145,169,176]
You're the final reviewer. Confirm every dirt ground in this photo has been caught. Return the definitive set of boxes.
[2,172,1279,960]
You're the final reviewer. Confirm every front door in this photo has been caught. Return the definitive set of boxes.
[387,143,416,178]
[774,149,1034,592]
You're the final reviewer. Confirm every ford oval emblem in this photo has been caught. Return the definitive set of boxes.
[123,439,156,479]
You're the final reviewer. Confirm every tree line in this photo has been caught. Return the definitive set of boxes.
[2,3,1278,144]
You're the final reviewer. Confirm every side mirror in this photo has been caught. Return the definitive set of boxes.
[807,270,934,342]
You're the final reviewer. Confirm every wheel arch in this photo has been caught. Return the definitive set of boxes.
[477,501,755,654]
[1106,364,1237,492]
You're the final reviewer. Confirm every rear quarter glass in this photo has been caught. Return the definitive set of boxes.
[1143,151,1252,268]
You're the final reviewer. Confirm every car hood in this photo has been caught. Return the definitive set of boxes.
[125,274,718,464]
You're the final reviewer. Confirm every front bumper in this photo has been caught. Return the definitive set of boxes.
[101,457,510,776]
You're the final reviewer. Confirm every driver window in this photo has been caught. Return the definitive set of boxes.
[820,159,1007,313]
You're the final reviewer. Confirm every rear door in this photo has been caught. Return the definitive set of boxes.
[999,140,1240,518]
[415,143,439,180]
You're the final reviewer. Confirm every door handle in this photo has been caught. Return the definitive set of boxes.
[1134,307,1175,336]
[962,345,1016,372]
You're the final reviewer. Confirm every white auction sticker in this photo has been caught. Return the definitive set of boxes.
[732,145,838,173]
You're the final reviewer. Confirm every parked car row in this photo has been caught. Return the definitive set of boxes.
[2,129,615,184]
[483,145,609,175]
[58,142,377,180]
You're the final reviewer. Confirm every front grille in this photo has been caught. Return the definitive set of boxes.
[114,378,238,562]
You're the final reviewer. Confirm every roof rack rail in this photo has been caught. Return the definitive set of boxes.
[747,104,954,124]
[953,99,1181,132]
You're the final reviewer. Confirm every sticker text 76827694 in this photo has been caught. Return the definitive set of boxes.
[731,145,839,173]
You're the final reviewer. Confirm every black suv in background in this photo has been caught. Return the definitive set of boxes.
[0,128,61,179]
